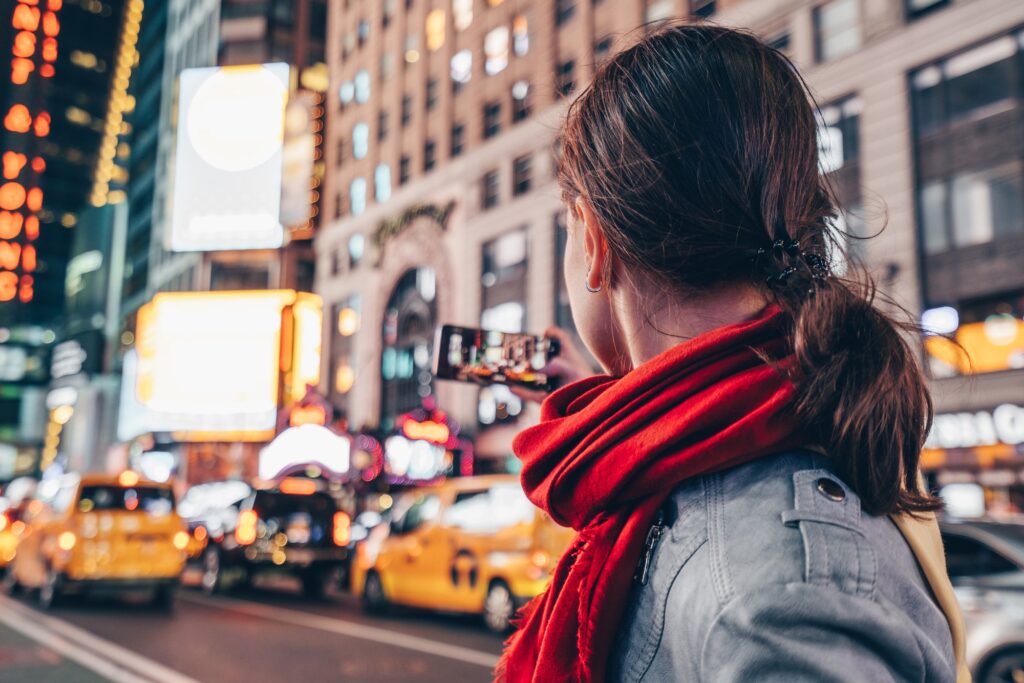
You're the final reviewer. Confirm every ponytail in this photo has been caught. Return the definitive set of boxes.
[784,272,941,515]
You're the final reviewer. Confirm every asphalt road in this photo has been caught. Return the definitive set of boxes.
[0,574,505,683]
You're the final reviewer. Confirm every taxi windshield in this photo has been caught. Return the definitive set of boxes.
[78,486,175,515]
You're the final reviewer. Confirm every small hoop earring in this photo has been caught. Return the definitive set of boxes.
[585,273,602,294]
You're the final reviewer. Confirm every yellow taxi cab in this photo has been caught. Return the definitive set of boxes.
[0,477,37,571]
[5,471,189,610]
[351,475,575,632]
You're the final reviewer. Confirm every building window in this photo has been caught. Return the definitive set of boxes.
[358,19,370,47]
[401,94,412,126]
[381,268,437,430]
[382,0,396,27]
[454,0,473,30]
[399,155,411,185]
[404,34,420,64]
[451,123,465,157]
[336,138,345,164]
[817,95,862,174]
[557,60,575,97]
[350,177,367,215]
[377,110,389,140]
[426,78,439,110]
[451,49,473,85]
[353,122,370,159]
[334,190,345,219]
[354,69,371,103]
[951,162,1024,248]
[919,161,1024,254]
[479,230,528,426]
[814,0,860,63]
[424,139,436,171]
[513,154,532,196]
[911,35,1018,137]
[646,0,674,25]
[375,163,392,203]
[555,0,576,26]
[339,80,355,107]
[426,9,446,51]
[485,26,510,75]
[554,210,574,330]
[905,0,948,19]
[380,51,395,81]
[512,81,531,122]
[481,170,500,209]
[594,36,614,63]
[513,15,529,56]
[483,101,502,138]
[767,32,791,54]
[691,0,715,18]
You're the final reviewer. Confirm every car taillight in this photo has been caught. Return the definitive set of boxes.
[235,510,258,545]
[333,511,351,546]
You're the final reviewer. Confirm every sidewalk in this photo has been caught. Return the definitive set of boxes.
[0,618,110,683]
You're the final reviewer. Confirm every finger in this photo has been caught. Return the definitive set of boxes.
[510,385,549,404]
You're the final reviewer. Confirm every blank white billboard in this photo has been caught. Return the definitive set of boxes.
[169,63,290,251]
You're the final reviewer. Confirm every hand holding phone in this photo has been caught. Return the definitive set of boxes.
[434,325,562,392]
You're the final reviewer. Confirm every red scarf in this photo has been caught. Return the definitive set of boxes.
[498,306,803,682]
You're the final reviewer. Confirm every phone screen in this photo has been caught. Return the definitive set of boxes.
[433,325,560,391]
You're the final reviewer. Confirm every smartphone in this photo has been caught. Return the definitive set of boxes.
[433,325,561,392]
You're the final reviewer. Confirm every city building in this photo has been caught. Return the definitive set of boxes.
[316,0,1024,488]
[0,0,131,481]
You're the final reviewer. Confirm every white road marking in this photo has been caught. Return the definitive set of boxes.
[181,592,501,669]
[0,594,201,683]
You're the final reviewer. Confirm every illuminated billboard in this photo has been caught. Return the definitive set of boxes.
[133,290,322,441]
[169,63,290,252]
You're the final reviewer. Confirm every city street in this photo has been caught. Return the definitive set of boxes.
[0,574,503,683]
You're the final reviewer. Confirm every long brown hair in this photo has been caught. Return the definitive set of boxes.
[556,24,940,515]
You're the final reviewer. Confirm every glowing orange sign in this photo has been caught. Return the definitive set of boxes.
[401,420,450,444]
[289,404,327,427]
[2,0,62,306]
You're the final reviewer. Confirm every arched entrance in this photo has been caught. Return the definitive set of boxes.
[380,267,437,431]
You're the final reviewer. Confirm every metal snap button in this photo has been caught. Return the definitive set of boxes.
[816,478,846,502]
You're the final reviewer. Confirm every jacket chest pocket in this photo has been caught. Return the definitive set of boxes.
[609,513,707,683]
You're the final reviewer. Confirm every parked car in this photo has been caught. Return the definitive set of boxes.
[351,475,576,632]
[5,471,188,610]
[180,478,351,597]
[941,520,1024,682]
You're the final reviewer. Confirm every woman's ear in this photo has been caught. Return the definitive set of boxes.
[576,197,609,291]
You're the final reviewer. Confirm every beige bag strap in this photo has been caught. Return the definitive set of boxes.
[890,512,972,683]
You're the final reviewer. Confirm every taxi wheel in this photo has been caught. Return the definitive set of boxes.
[201,547,223,595]
[361,571,389,614]
[38,568,63,610]
[483,581,515,634]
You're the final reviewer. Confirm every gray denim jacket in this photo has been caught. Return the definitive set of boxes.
[608,450,957,682]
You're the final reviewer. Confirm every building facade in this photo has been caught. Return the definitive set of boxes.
[317,0,1024,488]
